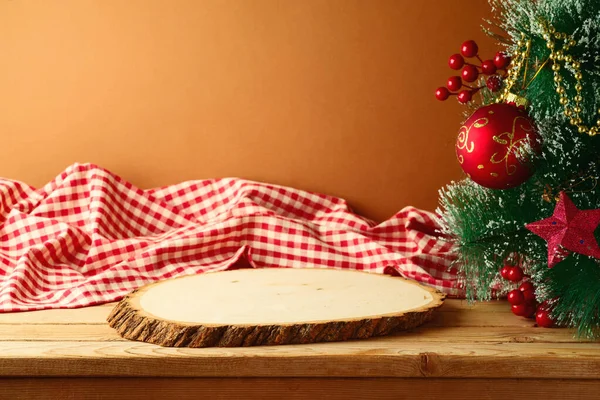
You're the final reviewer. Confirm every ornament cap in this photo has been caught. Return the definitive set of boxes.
[505,93,529,109]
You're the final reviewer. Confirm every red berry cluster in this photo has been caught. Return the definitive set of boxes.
[500,265,554,328]
[435,40,510,104]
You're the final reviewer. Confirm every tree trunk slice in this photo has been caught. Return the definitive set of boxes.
[107,268,445,347]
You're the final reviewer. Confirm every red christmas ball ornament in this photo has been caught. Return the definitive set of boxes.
[506,266,524,282]
[436,87,450,101]
[481,59,497,75]
[461,40,479,58]
[536,308,555,328]
[461,65,479,82]
[455,103,541,189]
[486,75,503,92]
[494,52,511,69]
[448,54,465,70]
[457,90,472,104]
[507,289,524,305]
[447,76,463,92]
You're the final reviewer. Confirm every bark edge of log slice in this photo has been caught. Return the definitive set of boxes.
[107,269,446,347]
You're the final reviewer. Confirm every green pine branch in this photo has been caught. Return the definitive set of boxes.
[438,0,600,338]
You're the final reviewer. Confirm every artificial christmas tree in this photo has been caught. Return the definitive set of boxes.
[436,0,600,337]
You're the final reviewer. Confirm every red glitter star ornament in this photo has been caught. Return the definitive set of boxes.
[526,192,600,268]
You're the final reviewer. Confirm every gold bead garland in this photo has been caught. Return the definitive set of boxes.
[497,22,598,137]
[539,21,598,137]
[497,33,531,107]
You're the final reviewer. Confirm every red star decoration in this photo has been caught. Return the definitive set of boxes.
[526,192,600,268]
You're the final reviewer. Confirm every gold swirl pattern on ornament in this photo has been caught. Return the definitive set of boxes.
[457,155,464,164]
[457,117,488,154]
[490,116,534,176]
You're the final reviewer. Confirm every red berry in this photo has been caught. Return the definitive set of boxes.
[481,59,497,75]
[461,40,479,58]
[457,90,472,104]
[447,76,462,91]
[538,299,551,310]
[461,65,479,82]
[507,289,524,305]
[519,281,535,292]
[523,303,536,318]
[506,266,524,282]
[500,266,512,280]
[448,54,465,70]
[486,75,502,92]
[494,52,511,69]
[536,308,554,328]
[511,303,527,316]
[436,87,450,101]
[522,289,536,304]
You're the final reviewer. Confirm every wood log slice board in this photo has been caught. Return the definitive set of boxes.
[107,268,445,347]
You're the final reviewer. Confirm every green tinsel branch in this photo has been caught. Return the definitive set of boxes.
[437,0,600,338]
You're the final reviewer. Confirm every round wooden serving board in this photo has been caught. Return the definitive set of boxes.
[107,268,445,347]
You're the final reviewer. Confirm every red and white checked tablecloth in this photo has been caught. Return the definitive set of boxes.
[0,163,459,312]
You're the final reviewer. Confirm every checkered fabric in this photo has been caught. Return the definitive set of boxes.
[0,163,459,312]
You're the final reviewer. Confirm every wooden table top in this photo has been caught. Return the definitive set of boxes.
[0,299,598,380]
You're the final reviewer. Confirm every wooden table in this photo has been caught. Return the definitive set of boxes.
[0,299,598,399]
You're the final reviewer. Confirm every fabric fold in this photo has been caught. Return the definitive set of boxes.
[0,163,458,312]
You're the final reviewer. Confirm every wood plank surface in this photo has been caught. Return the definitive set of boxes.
[0,304,114,324]
[1,378,599,400]
[0,300,533,325]
[0,324,585,343]
[0,299,598,380]
[2,340,600,379]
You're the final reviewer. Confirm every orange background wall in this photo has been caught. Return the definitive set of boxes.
[0,0,493,222]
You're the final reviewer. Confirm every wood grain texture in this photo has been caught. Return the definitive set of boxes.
[0,325,585,343]
[106,271,445,347]
[1,300,598,380]
[0,300,501,325]
[1,378,599,400]
[0,304,114,324]
[2,340,600,379]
